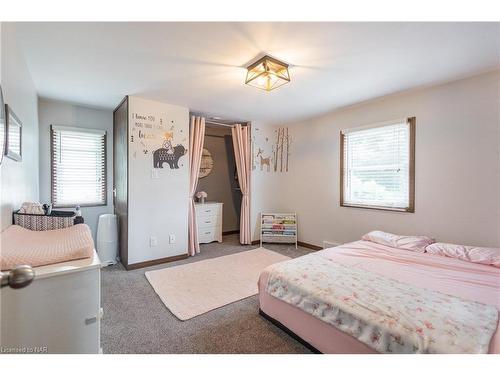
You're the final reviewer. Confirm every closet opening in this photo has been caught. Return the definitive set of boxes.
[194,119,249,245]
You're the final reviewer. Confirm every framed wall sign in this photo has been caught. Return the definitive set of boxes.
[5,104,22,161]
[0,86,5,165]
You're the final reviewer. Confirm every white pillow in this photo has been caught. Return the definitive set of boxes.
[362,230,435,253]
[426,242,500,268]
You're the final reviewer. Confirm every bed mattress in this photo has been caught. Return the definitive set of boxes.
[258,240,500,354]
[0,224,94,271]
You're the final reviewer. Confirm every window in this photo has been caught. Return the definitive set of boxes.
[340,117,415,212]
[51,125,107,207]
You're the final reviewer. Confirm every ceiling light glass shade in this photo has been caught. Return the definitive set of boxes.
[245,55,290,91]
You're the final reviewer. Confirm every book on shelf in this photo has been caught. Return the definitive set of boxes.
[260,212,298,249]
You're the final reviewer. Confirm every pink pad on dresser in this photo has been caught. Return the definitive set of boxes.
[0,224,94,271]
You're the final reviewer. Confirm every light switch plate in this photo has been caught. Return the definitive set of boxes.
[169,234,176,244]
[151,169,159,179]
[150,236,158,247]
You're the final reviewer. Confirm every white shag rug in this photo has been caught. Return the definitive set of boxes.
[145,247,290,320]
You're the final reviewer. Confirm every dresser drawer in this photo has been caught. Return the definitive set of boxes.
[198,215,222,229]
[195,204,222,217]
[198,226,222,244]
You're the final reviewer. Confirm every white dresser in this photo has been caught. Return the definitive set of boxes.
[1,251,102,353]
[195,202,223,244]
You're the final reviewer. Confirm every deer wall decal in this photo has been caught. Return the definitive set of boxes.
[256,148,271,172]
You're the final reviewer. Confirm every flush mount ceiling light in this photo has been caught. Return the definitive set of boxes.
[245,55,290,92]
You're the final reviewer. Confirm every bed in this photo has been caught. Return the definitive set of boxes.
[258,239,500,354]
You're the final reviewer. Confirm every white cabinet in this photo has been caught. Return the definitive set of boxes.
[196,202,223,244]
[0,252,102,353]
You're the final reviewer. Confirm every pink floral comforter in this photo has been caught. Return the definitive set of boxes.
[265,253,498,353]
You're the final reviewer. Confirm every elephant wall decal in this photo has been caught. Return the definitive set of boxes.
[153,144,187,169]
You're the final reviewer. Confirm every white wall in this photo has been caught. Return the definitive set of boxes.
[37,98,113,241]
[250,121,291,241]
[128,96,189,264]
[0,23,39,231]
[270,70,500,248]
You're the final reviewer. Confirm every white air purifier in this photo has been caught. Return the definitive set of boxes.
[96,214,118,266]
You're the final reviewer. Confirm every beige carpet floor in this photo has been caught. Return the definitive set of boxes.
[145,247,290,320]
[101,235,313,353]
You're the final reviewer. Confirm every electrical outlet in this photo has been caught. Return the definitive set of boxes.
[150,236,158,247]
[169,234,176,244]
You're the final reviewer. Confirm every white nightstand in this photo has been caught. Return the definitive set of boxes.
[195,202,223,244]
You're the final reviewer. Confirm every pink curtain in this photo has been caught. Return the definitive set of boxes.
[188,116,206,256]
[231,124,251,245]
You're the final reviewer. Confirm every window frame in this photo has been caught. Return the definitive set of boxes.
[340,117,415,213]
[50,125,108,208]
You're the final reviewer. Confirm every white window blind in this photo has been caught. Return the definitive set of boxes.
[51,125,107,207]
[341,118,414,211]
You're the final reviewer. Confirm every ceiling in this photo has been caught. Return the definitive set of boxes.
[15,22,500,124]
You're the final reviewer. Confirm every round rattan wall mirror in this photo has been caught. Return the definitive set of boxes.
[199,148,214,178]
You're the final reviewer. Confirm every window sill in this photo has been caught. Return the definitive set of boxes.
[340,203,414,213]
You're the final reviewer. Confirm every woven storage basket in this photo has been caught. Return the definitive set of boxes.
[13,210,76,231]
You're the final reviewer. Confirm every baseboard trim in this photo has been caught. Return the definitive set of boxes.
[223,230,240,235]
[297,241,322,251]
[259,309,321,353]
[253,239,322,250]
[125,254,188,270]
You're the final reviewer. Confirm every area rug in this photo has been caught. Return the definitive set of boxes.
[145,247,290,321]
